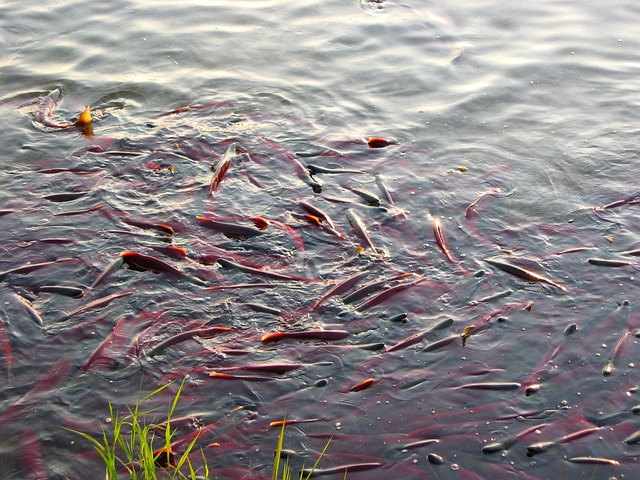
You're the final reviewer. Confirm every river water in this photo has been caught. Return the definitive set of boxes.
[1,0,639,479]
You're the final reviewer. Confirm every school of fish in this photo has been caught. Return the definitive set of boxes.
[0,85,638,480]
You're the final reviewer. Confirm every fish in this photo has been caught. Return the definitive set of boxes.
[355,277,427,312]
[1,356,71,427]
[56,290,133,322]
[13,293,44,327]
[309,271,370,310]
[306,164,365,175]
[367,136,396,148]
[146,326,234,357]
[196,215,265,238]
[432,215,455,263]
[80,315,129,371]
[464,187,502,218]
[301,462,384,476]
[33,285,84,298]
[343,186,381,207]
[149,245,188,260]
[595,193,640,210]
[75,105,92,125]
[348,377,375,392]
[209,372,276,381]
[121,250,206,285]
[484,257,567,291]
[120,216,175,236]
[53,203,106,216]
[421,335,460,352]
[385,317,454,353]
[269,418,323,427]
[88,256,125,291]
[42,191,89,202]
[468,289,513,306]
[262,138,322,193]
[153,446,176,469]
[387,312,408,323]
[346,208,377,253]
[120,251,184,276]
[33,88,73,129]
[342,272,415,304]
[204,282,277,291]
[602,331,632,376]
[457,382,522,390]
[208,143,237,194]
[215,363,301,374]
[374,174,394,206]
[588,258,637,268]
[527,427,601,457]
[482,423,547,454]
[0,258,74,281]
[566,457,619,466]
[250,216,270,230]
[0,314,13,376]
[217,258,314,282]
[298,200,338,230]
[261,329,349,344]
[396,439,440,451]
[19,429,48,480]
[244,303,281,315]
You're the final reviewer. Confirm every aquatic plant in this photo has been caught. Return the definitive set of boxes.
[271,419,333,480]
[66,379,208,480]
[67,379,333,480]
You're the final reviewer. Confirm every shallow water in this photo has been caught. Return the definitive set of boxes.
[1,0,640,479]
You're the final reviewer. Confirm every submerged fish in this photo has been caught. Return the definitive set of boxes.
[484,257,567,291]
[261,329,349,344]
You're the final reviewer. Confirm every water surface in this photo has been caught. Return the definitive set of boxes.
[1,0,640,478]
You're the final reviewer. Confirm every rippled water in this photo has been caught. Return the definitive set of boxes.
[1,0,640,479]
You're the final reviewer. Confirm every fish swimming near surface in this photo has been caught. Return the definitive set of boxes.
[484,257,567,291]
[33,88,92,132]
[209,143,237,194]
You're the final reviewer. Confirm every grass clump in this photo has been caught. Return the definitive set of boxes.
[68,380,333,480]
[272,419,333,480]
[67,379,209,480]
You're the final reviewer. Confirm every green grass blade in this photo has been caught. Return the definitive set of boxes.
[272,419,287,480]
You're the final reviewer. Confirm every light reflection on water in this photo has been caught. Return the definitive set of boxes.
[0,0,639,478]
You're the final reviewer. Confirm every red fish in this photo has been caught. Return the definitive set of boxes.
[348,377,375,392]
[32,88,73,129]
[346,208,377,253]
[261,138,322,192]
[196,215,265,238]
[209,372,276,381]
[120,251,184,275]
[208,143,237,194]
[57,290,133,322]
[19,429,48,480]
[355,276,427,312]
[484,257,567,291]
[367,136,397,148]
[432,215,455,263]
[80,313,161,371]
[261,329,349,344]
[147,326,234,357]
[0,258,74,281]
[215,363,301,374]
[0,315,12,376]
[310,271,370,310]
[217,257,315,282]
